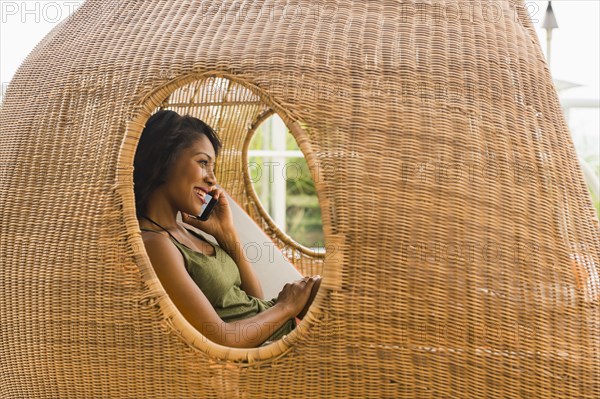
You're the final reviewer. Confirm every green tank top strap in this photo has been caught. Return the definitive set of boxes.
[139,215,185,245]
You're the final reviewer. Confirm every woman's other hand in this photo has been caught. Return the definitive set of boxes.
[275,275,321,318]
[297,275,322,319]
[181,186,234,240]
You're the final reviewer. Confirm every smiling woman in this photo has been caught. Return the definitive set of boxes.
[133,110,321,348]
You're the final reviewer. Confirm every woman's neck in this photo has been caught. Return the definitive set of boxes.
[140,191,180,230]
[140,213,179,232]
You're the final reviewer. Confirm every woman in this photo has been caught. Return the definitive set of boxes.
[134,110,321,348]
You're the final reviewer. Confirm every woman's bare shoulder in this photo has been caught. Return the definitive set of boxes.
[141,229,169,243]
[140,230,184,269]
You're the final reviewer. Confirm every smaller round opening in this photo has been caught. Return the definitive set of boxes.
[246,113,325,252]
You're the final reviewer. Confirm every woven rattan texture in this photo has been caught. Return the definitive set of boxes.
[1,0,599,398]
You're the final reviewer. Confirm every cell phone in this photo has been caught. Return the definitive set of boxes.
[194,192,218,221]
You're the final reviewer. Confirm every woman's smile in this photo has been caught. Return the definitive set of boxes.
[193,187,207,204]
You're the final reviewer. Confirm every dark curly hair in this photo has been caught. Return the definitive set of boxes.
[133,110,222,217]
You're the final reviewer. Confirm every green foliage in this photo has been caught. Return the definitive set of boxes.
[285,157,324,248]
[590,190,600,218]
[583,154,600,218]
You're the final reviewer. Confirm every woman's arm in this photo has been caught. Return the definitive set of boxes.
[143,232,312,348]
[216,229,264,299]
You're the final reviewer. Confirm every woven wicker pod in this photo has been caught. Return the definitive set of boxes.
[1,0,599,398]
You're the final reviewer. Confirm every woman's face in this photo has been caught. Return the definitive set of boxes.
[161,134,218,216]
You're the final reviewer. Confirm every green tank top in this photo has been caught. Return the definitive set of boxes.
[141,227,296,345]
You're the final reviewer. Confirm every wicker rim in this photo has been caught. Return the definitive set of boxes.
[117,71,327,363]
[242,108,327,259]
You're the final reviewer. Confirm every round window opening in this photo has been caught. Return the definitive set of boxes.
[245,113,326,256]
[131,75,325,358]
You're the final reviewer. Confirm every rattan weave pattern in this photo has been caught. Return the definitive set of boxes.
[1,0,599,398]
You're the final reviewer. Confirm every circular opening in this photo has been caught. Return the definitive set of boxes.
[122,73,327,363]
[246,114,325,254]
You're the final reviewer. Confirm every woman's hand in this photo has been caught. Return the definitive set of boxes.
[275,275,321,318]
[181,187,234,241]
[297,275,322,319]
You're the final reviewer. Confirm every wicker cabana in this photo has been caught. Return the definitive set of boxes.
[1,0,598,398]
